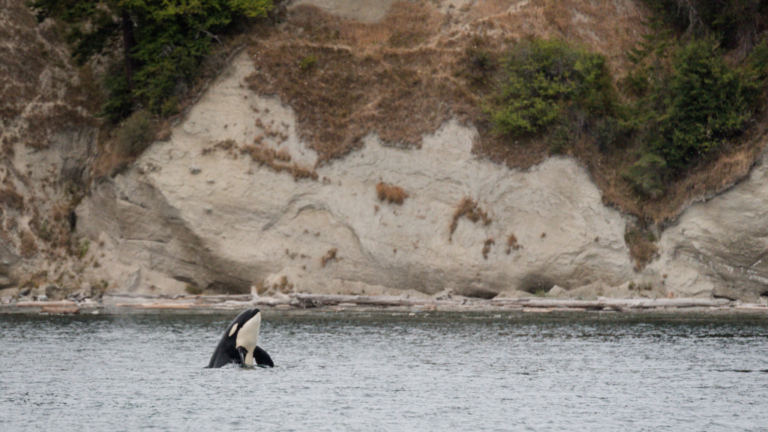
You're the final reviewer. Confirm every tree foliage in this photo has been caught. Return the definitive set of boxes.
[29,0,273,121]
[624,33,765,195]
[490,39,615,136]
[651,40,759,169]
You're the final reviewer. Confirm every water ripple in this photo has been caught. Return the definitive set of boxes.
[1,312,767,431]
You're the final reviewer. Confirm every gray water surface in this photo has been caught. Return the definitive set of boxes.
[1,311,767,431]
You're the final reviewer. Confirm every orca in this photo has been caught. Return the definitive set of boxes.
[207,308,274,368]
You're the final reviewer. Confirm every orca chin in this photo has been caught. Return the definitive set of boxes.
[207,308,274,368]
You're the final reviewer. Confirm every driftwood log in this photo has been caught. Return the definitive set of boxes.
[41,306,80,314]
[290,294,450,308]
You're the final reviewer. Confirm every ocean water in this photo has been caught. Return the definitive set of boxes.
[1,311,767,431]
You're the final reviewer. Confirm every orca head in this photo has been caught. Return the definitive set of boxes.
[235,308,262,366]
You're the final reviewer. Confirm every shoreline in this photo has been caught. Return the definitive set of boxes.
[2,293,767,316]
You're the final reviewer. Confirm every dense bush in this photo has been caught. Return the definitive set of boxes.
[116,110,154,157]
[490,39,615,137]
[623,35,765,196]
[651,39,759,170]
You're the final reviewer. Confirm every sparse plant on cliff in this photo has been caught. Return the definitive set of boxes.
[116,110,154,157]
[241,144,319,181]
[506,234,521,254]
[482,238,495,259]
[321,248,338,268]
[299,55,318,71]
[624,226,658,271]
[0,188,24,211]
[449,198,491,241]
[20,230,38,258]
[376,182,409,205]
[77,238,90,259]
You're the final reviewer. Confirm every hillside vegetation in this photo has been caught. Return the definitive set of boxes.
[25,0,768,224]
[246,1,768,225]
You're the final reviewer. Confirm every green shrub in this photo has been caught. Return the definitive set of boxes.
[101,63,134,123]
[490,38,615,137]
[77,239,90,259]
[547,123,574,154]
[299,55,318,71]
[623,153,667,198]
[651,39,759,170]
[116,110,154,157]
[593,117,626,153]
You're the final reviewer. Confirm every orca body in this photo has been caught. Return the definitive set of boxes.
[207,308,274,368]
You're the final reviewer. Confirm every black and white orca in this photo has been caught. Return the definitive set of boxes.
[207,308,274,368]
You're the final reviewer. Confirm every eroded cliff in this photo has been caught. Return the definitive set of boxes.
[3,0,768,303]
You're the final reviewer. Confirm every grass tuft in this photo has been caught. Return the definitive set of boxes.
[376,182,409,205]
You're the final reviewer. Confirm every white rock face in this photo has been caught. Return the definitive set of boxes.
[76,54,635,297]
[648,153,768,301]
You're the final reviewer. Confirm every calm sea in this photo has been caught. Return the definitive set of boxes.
[1,311,767,431]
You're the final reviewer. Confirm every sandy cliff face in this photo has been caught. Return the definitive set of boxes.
[77,54,635,297]
[648,153,768,302]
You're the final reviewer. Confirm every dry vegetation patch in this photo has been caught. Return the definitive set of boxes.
[450,197,492,240]
[506,233,521,254]
[482,237,495,259]
[320,248,338,267]
[624,226,659,271]
[241,144,318,181]
[19,230,37,258]
[246,3,480,162]
[0,188,24,211]
[376,182,408,205]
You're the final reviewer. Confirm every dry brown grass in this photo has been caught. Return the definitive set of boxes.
[506,233,521,254]
[624,226,658,271]
[376,182,409,205]
[0,188,24,211]
[450,197,492,240]
[320,248,338,267]
[246,3,479,162]
[271,275,294,294]
[482,237,495,259]
[241,144,318,181]
[20,230,37,258]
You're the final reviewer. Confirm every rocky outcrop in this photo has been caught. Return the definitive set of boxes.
[0,0,96,293]
[648,152,768,302]
[76,54,635,297]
